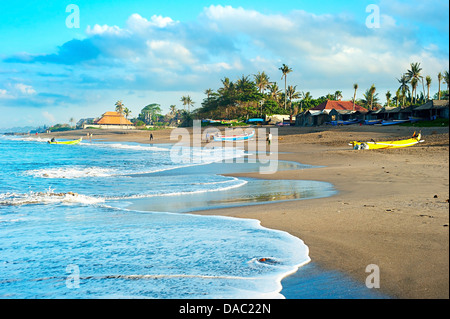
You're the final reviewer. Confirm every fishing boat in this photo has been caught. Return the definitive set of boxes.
[331,119,360,126]
[381,119,410,126]
[213,131,255,142]
[363,119,382,125]
[408,116,426,123]
[48,137,83,145]
[349,132,423,150]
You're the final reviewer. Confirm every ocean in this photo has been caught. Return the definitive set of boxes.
[0,135,385,299]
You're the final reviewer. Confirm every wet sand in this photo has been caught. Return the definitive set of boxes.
[43,125,449,298]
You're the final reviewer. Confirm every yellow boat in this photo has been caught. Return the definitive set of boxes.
[48,138,83,145]
[349,132,423,150]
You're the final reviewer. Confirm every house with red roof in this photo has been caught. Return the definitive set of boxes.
[309,100,368,113]
[296,100,368,126]
[82,111,135,129]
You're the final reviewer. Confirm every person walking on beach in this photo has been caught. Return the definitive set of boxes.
[150,133,153,141]
[267,132,272,145]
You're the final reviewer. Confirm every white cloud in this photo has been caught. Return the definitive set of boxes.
[86,24,124,36]
[0,88,13,99]
[15,83,36,95]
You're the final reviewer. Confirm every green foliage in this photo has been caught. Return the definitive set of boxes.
[138,103,162,124]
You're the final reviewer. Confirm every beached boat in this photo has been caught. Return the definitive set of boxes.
[213,131,255,142]
[364,119,382,125]
[349,132,423,150]
[381,119,410,126]
[48,138,83,145]
[330,119,360,126]
[408,116,426,123]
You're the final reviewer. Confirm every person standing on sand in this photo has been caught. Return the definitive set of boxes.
[150,133,153,141]
[267,132,272,145]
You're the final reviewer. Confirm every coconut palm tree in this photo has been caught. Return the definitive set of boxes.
[169,105,177,116]
[438,72,442,100]
[411,77,418,105]
[185,95,195,112]
[334,90,343,100]
[204,88,213,100]
[444,71,450,97]
[397,75,410,108]
[406,62,424,97]
[425,76,432,100]
[123,107,131,119]
[395,88,401,108]
[287,85,300,115]
[279,64,293,110]
[69,117,75,128]
[385,91,392,107]
[369,84,376,110]
[115,100,124,114]
[268,83,281,102]
[254,71,270,94]
[352,83,358,111]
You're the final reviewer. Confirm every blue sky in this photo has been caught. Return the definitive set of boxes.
[0,0,448,128]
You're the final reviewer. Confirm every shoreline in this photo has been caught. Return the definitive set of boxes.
[36,125,449,298]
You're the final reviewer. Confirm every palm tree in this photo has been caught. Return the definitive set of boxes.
[204,89,213,100]
[352,83,358,111]
[397,75,410,108]
[185,95,195,112]
[268,83,281,102]
[406,62,424,97]
[180,96,187,110]
[254,71,270,94]
[287,85,300,115]
[123,107,131,119]
[410,77,418,105]
[69,117,75,128]
[395,88,401,108]
[169,105,177,116]
[279,64,293,110]
[438,72,442,100]
[361,87,379,110]
[444,71,450,97]
[115,100,124,114]
[300,91,312,112]
[425,76,432,100]
[334,90,343,100]
[385,91,392,107]
[369,84,376,110]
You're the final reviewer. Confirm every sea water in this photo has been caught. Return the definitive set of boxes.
[0,135,356,299]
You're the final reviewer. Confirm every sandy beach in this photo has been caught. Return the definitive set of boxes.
[43,125,449,299]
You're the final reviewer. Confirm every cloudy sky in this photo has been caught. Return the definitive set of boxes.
[0,0,448,128]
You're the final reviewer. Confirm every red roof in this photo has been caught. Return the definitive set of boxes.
[310,100,368,112]
[95,111,133,125]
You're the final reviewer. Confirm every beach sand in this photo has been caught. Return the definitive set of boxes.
[43,125,449,298]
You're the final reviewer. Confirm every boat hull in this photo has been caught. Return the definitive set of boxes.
[381,119,409,126]
[349,133,422,150]
[213,131,255,142]
[48,138,83,145]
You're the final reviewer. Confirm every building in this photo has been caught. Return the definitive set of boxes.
[413,100,449,119]
[296,100,367,126]
[84,111,134,129]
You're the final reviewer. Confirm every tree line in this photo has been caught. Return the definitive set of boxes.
[110,63,449,127]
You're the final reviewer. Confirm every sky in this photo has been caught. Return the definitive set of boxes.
[0,0,449,129]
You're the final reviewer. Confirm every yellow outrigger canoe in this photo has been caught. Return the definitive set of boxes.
[349,132,423,150]
[48,138,83,145]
